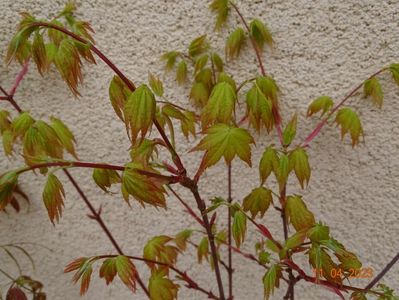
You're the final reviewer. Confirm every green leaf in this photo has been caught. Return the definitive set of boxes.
[47,20,66,46]
[129,139,157,165]
[350,292,367,300]
[282,113,297,146]
[122,162,166,208]
[263,264,281,300]
[32,32,48,75]
[259,147,279,184]
[2,130,14,156]
[217,72,236,90]
[320,239,362,272]
[64,257,94,295]
[265,239,280,253]
[335,108,363,147]
[284,230,307,250]
[194,54,209,74]
[255,76,279,109]
[174,229,193,251]
[0,172,18,211]
[33,120,63,158]
[149,271,179,300]
[99,258,117,285]
[6,26,36,64]
[50,117,77,158]
[109,75,132,121]
[188,35,208,57]
[289,147,311,189]
[211,52,224,72]
[161,51,179,70]
[285,195,315,231]
[246,83,274,132]
[276,154,290,192]
[197,237,209,263]
[195,68,213,89]
[190,82,209,107]
[92,168,121,192]
[180,111,196,139]
[176,60,188,85]
[201,82,236,129]
[242,187,272,218]
[226,27,246,59]
[42,173,65,224]
[12,112,35,138]
[148,72,164,97]
[249,19,273,49]
[0,110,11,134]
[232,210,247,248]
[258,251,271,265]
[389,63,399,85]
[45,42,58,64]
[144,236,179,270]
[124,84,156,143]
[307,96,334,117]
[307,223,330,242]
[192,124,254,172]
[209,0,229,29]
[364,77,383,108]
[115,255,137,292]
[309,244,341,284]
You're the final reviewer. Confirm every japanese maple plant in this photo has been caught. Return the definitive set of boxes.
[1,1,398,299]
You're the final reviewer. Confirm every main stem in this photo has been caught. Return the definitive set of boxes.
[227,163,233,299]
[0,86,150,298]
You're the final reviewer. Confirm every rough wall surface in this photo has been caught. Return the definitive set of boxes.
[0,0,398,299]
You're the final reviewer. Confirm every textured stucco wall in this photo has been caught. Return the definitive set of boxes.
[1,0,398,299]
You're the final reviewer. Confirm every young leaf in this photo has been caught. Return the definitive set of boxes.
[122,162,167,208]
[174,229,193,251]
[307,223,330,242]
[232,210,247,248]
[197,237,209,263]
[195,68,214,89]
[201,82,236,129]
[284,230,307,250]
[180,111,196,139]
[285,195,315,231]
[242,187,272,218]
[246,83,274,132]
[92,168,121,192]
[209,0,229,29]
[190,82,209,107]
[129,138,157,165]
[144,236,178,269]
[282,113,297,146]
[47,20,66,46]
[259,146,279,184]
[2,130,14,156]
[33,120,63,158]
[64,257,94,295]
[192,124,254,173]
[249,19,273,49]
[42,173,65,224]
[364,77,383,108]
[99,258,117,285]
[350,292,367,300]
[0,110,12,134]
[0,172,18,211]
[276,154,290,192]
[50,117,77,158]
[188,35,208,57]
[115,255,137,292]
[124,84,156,143]
[161,51,179,70]
[32,32,48,75]
[289,147,311,189]
[211,52,224,72]
[176,60,188,85]
[12,112,35,138]
[335,108,363,147]
[255,76,279,109]
[149,271,179,300]
[109,75,132,121]
[148,72,164,97]
[309,244,342,284]
[263,264,281,300]
[194,55,209,74]
[217,72,236,90]
[389,63,399,85]
[226,27,246,59]
[321,239,362,272]
[307,96,334,117]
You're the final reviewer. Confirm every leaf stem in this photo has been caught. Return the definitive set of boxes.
[302,67,387,147]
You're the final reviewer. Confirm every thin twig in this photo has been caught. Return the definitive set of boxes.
[227,163,233,299]
[365,251,399,290]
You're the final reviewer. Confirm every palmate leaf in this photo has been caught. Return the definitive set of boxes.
[217,72,236,90]
[335,108,363,147]
[263,264,282,300]
[124,84,156,143]
[289,147,311,189]
[114,256,137,292]
[211,52,224,72]
[226,27,246,59]
[0,172,19,211]
[285,195,315,231]
[42,173,65,224]
[242,187,272,219]
[64,257,94,295]
[201,82,236,129]
[320,238,362,272]
[32,32,48,75]
[308,244,342,284]
[188,35,208,57]
[176,60,188,85]
[190,82,210,107]
[143,236,179,270]
[246,83,274,132]
[149,270,179,300]
[249,19,273,49]
[148,72,164,97]
[389,63,399,85]
[282,113,297,146]
[364,77,383,108]
[92,168,121,192]
[161,51,179,70]
[192,124,254,174]
[109,75,132,121]
[174,229,193,251]
[307,223,330,243]
[209,0,229,30]
[50,117,77,159]
[12,112,35,138]
[232,210,247,248]
[259,146,279,184]
[122,162,167,208]
[307,96,334,117]
[197,237,209,263]
[194,54,209,74]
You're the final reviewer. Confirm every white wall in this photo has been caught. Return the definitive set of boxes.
[0,0,398,299]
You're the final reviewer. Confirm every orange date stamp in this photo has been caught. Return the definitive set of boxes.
[312,267,374,279]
